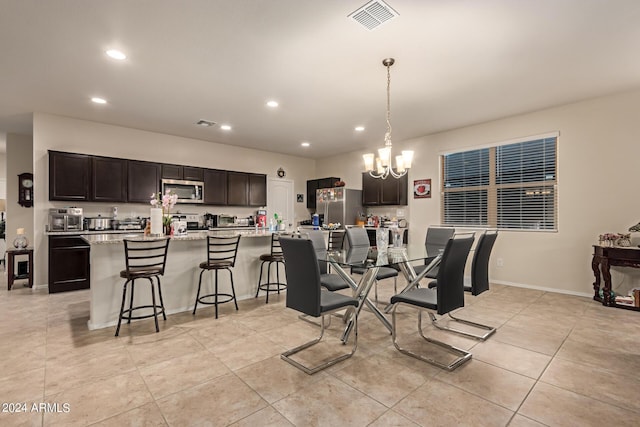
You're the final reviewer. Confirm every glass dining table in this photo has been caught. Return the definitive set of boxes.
[322,244,442,343]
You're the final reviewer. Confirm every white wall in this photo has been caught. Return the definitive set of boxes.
[318,89,640,296]
[6,133,34,248]
[32,113,316,287]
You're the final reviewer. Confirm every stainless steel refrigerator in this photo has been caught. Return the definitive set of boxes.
[316,188,363,228]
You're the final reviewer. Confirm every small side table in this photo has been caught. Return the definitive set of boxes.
[7,247,34,290]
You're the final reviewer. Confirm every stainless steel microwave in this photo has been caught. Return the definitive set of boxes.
[161,179,204,204]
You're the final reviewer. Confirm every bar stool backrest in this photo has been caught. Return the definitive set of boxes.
[269,233,288,257]
[328,230,345,251]
[436,234,474,315]
[206,235,241,266]
[123,238,171,276]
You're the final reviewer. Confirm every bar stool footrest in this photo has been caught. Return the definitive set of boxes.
[121,304,165,321]
[197,293,236,305]
[258,282,287,293]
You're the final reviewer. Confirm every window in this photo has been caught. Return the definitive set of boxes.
[441,134,557,231]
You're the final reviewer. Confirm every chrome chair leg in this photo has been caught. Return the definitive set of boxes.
[282,310,357,375]
[391,305,472,371]
[429,311,496,341]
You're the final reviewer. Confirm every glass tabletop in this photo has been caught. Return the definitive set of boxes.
[323,244,435,268]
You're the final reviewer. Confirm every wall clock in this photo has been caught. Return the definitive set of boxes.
[18,172,33,207]
[277,167,286,178]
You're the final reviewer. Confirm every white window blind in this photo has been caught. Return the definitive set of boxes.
[441,136,557,231]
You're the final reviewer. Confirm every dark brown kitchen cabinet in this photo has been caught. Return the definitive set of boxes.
[162,164,204,181]
[249,174,267,206]
[226,172,266,206]
[203,169,227,205]
[92,156,127,202]
[362,172,408,206]
[49,151,91,201]
[227,172,249,206]
[306,176,340,209]
[161,164,182,180]
[183,166,204,181]
[48,236,90,293]
[128,160,161,203]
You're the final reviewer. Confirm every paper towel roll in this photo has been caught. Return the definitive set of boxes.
[150,208,163,236]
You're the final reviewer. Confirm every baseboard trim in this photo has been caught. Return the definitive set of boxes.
[491,279,592,298]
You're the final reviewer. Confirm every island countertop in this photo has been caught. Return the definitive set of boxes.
[81,229,285,245]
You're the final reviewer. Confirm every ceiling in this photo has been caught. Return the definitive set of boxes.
[1,0,640,159]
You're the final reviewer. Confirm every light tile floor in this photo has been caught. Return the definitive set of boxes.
[1,274,640,426]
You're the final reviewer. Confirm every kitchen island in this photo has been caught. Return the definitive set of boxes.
[84,229,282,330]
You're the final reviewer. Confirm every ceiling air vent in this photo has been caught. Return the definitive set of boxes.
[348,0,399,31]
[195,119,216,127]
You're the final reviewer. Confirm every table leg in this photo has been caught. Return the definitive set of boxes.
[329,262,392,342]
[7,252,14,291]
[601,258,613,306]
[591,254,602,303]
[27,251,34,288]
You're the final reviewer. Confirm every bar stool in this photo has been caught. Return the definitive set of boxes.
[116,237,170,337]
[256,233,288,303]
[193,235,241,319]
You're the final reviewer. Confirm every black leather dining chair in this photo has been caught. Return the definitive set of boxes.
[306,230,350,292]
[279,237,359,374]
[412,226,455,278]
[427,230,498,340]
[466,230,498,295]
[388,233,474,371]
[346,227,398,303]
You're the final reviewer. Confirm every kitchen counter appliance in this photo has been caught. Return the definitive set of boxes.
[212,214,236,228]
[116,218,144,230]
[48,208,84,232]
[86,215,113,231]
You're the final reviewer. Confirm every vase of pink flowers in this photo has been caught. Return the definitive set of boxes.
[150,190,178,235]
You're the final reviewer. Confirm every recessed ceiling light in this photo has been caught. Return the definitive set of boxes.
[106,49,126,60]
[266,100,279,108]
[301,142,310,147]
[195,119,216,127]
[91,97,107,104]
[355,126,365,131]
[220,124,232,131]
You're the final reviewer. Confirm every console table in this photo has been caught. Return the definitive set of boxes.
[591,245,640,311]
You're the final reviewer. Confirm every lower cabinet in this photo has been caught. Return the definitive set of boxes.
[49,236,90,293]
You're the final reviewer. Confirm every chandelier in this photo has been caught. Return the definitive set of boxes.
[363,58,413,179]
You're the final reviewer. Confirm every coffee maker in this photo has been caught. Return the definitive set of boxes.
[256,209,267,228]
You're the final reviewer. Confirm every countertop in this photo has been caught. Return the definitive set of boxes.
[81,229,287,245]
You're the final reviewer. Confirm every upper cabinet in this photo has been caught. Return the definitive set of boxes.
[227,172,267,206]
[203,169,227,205]
[92,156,127,202]
[249,174,267,206]
[162,164,204,181]
[362,172,408,206]
[128,161,161,203]
[49,150,263,207]
[49,151,91,201]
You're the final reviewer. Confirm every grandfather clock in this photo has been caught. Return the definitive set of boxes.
[18,172,33,207]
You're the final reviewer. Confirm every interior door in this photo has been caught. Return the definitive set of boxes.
[267,178,294,229]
